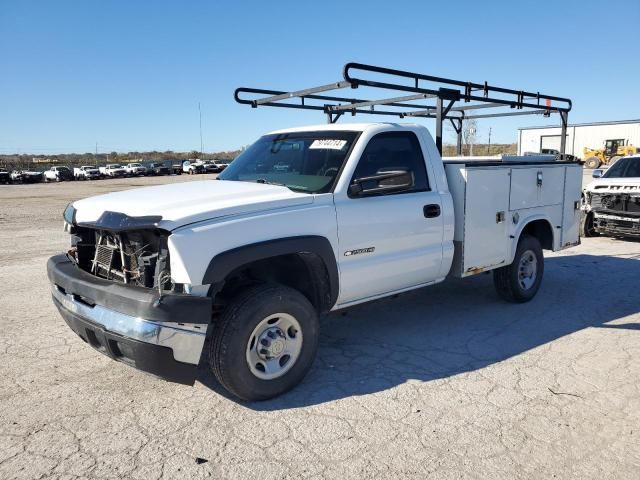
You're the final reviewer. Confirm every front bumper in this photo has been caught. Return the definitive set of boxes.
[593,212,640,237]
[47,255,211,384]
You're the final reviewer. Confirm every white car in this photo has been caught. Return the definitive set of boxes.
[581,155,640,237]
[48,122,582,401]
[73,166,101,180]
[124,163,147,176]
[99,164,126,178]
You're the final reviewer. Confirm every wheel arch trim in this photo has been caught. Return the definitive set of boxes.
[510,215,555,262]
[202,235,339,309]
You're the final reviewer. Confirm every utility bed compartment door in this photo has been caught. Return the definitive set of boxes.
[463,168,511,273]
[561,165,582,247]
[509,167,565,210]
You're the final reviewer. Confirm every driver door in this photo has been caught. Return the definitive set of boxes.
[333,131,444,304]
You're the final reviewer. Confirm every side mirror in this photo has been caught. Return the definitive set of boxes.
[592,169,604,178]
[349,169,413,196]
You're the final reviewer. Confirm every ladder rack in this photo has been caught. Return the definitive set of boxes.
[234,62,572,155]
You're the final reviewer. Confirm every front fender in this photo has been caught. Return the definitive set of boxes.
[204,236,338,302]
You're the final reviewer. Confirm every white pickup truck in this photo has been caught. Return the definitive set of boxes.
[581,155,640,237]
[124,162,147,176]
[99,164,126,178]
[73,165,101,180]
[44,165,73,182]
[48,122,582,400]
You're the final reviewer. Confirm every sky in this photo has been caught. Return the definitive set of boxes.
[1,0,639,155]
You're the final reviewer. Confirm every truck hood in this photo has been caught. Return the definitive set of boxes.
[72,180,314,230]
[584,177,640,193]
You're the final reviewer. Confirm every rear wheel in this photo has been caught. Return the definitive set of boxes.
[585,157,601,169]
[493,235,544,303]
[209,284,319,401]
[609,156,622,165]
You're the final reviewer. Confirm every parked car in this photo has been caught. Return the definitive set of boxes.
[12,169,43,183]
[11,170,44,183]
[147,162,170,175]
[182,160,205,174]
[124,163,147,176]
[582,154,640,238]
[214,160,230,172]
[99,164,126,178]
[44,166,73,182]
[202,161,219,173]
[74,166,101,180]
[0,169,10,184]
[164,160,183,175]
[48,122,583,401]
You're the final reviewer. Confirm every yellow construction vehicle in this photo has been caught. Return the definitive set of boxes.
[583,139,639,169]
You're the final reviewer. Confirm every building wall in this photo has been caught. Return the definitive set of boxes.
[518,122,640,157]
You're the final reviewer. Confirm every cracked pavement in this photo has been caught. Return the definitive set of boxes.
[1,176,639,479]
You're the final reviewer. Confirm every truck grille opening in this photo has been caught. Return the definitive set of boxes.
[71,227,171,289]
[591,193,640,215]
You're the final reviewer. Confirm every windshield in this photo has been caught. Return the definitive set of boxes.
[603,157,640,178]
[218,131,360,193]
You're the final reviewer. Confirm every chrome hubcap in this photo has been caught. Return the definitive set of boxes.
[246,313,302,380]
[518,249,537,290]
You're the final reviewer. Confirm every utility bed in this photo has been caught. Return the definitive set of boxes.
[444,157,582,277]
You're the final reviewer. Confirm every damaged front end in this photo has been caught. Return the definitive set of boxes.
[584,189,640,237]
[48,206,211,385]
[72,226,172,291]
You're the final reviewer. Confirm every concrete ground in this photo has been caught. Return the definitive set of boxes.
[0,173,639,480]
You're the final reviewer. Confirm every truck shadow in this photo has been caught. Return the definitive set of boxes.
[197,253,640,409]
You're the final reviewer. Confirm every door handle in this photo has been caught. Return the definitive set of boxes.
[423,204,441,218]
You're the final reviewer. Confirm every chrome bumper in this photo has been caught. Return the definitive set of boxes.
[51,285,205,365]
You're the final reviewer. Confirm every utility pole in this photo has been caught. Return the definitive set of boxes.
[198,102,204,156]
[487,127,492,155]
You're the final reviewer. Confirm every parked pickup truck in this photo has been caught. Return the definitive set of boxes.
[124,162,147,176]
[582,154,640,237]
[48,123,582,400]
[183,159,205,174]
[99,164,126,178]
[74,166,101,180]
[44,166,73,182]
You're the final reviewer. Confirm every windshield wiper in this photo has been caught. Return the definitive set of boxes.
[256,178,285,186]
[254,178,308,193]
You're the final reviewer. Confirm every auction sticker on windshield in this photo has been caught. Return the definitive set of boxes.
[309,139,348,150]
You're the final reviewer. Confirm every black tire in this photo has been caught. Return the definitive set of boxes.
[585,157,601,169]
[493,234,544,303]
[209,283,319,401]
[581,211,599,237]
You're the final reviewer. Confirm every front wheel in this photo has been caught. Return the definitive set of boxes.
[209,284,319,401]
[585,157,601,169]
[493,235,544,303]
[581,211,599,237]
